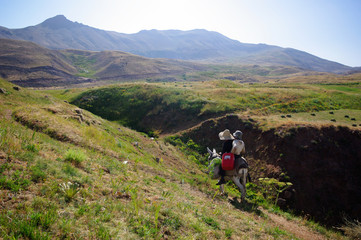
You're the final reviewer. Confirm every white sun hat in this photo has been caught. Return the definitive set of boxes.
[218,129,235,140]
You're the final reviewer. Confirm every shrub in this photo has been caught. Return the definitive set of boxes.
[258,177,293,205]
[30,165,47,183]
[59,182,81,202]
[339,219,361,239]
[64,149,87,167]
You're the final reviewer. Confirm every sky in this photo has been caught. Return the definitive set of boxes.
[0,0,360,67]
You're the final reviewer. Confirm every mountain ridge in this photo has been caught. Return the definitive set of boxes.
[0,15,352,73]
[0,38,209,87]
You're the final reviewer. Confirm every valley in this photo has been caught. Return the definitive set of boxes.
[2,77,351,239]
[1,15,361,239]
[46,79,361,227]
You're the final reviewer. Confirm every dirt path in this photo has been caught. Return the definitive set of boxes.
[262,208,327,240]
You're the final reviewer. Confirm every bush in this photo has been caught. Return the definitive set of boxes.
[30,165,47,183]
[64,149,87,167]
[59,182,81,202]
[339,219,361,239]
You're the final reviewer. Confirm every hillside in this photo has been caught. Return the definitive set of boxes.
[52,80,361,227]
[0,39,207,87]
[2,38,341,88]
[66,80,361,134]
[0,15,353,73]
[1,78,351,239]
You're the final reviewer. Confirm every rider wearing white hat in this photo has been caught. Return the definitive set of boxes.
[216,129,246,185]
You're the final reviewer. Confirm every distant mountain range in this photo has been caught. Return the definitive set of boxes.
[0,15,353,73]
[0,38,209,87]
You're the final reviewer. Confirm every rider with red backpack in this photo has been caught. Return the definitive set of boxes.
[216,129,246,185]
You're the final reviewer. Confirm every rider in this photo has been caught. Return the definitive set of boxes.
[216,129,246,185]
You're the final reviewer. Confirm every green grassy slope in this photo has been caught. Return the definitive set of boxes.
[0,78,346,239]
[57,80,361,135]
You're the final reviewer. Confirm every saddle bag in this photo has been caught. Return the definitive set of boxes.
[222,153,235,171]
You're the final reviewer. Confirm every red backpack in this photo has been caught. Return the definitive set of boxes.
[222,153,235,171]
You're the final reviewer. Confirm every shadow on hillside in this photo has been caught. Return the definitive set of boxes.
[229,197,262,216]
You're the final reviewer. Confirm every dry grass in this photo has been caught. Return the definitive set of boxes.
[339,219,361,239]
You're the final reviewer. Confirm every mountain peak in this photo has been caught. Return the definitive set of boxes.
[39,15,80,29]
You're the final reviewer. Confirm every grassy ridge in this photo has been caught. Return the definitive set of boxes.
[62,80,361,134]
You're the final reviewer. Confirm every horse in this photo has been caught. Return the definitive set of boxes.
[207,147,248,202]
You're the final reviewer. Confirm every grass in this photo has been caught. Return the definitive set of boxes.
[0,77,352,239]
[46,79,361,135]
[339,219,361,239]
[64,148,87,167]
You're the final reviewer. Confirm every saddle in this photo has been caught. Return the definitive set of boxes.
[224,157,248,176]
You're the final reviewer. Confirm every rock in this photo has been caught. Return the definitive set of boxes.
[0,88,6,94]
[101,167,110,174]
[75,108,83,114]
[277,198,287,206]
[283,190,293,199]
[13,86,20,91]
[77,114,84,122]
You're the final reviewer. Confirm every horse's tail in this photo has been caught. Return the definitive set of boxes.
[247,172,252,183]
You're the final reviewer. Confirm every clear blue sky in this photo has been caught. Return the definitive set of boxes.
[1,0,360,67]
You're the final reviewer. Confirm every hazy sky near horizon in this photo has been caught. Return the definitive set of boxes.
[0,0,360,67]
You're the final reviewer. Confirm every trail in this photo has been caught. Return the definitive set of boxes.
[260,208,327,240]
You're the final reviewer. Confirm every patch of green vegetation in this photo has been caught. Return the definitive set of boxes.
[64,148,87,167]
[71,84,211,133]
[0,170,31,192]
[317,82,361,93]
[0,208,57,240]
[66,53,96,78]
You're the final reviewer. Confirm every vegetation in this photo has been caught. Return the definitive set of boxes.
[52,79,361,134]
[0,77,353,239]
[64,52,97,78]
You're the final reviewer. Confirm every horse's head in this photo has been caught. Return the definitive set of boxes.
[207,147,220,162]
[206,147,221,175]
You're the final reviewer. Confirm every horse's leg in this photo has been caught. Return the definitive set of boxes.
[232,176,245,201]
[220,184,225,195]
[241,169,248,200]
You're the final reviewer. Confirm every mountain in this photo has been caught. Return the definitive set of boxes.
[0,15,352,73]
[0,38,206,87]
